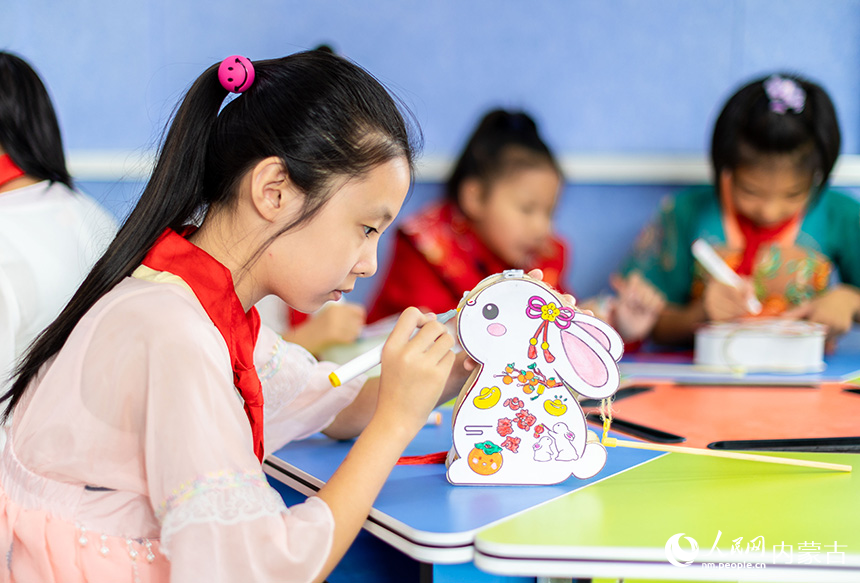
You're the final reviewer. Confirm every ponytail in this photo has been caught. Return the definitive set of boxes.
[2,51,417,419]
[446,109,560,205]
[711,72,841,199]
[2,63,226,418]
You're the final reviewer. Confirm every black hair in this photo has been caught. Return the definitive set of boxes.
[313,43,336,54]
[711,72,841,198]
[0,51,73,188]
[2,50,419,418]
[445,109,561,206]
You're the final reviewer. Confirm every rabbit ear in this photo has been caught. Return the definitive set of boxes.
[570,313,624,361]
[556,325,621,399]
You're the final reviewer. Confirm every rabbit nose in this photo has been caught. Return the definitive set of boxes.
[487,323,507,336]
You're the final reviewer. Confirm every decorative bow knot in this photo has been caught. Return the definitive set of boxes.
[525,295,574,362]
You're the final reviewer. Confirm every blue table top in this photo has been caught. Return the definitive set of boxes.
[266,407,663,549]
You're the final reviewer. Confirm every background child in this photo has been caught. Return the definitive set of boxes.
[256,294,367,357]
[0,51,466,582]
[368,108,664,344]
[0,52,117,392]
[368,109,567,322]
[621,72,860,345]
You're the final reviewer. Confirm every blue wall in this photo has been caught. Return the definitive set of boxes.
[7,1,860,301]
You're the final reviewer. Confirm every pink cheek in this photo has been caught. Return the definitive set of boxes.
[487,323,507,337]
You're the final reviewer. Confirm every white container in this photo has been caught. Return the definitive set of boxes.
[694,319,826,373]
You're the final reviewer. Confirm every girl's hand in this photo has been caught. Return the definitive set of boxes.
[311,302,366,345]
[609,271,666,341]
[376,307,455,434]
[526,268,589,314]
[703,278,758,321]
[286,302,366,355]
[783,285,860,338]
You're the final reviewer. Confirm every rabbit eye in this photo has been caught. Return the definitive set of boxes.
[482,303,499,320]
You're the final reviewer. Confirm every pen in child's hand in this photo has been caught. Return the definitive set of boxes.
[425,411,442,426]
[328,308,458,387]
[691,239,762,315]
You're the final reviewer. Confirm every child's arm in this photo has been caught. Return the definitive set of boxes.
[606,271,667,342]
[651,277,757,345]
[283,302,367,356]
[0,268,17,373]
[323,341,472,440]
[651,300,708,346]
[702,277,760,321]
[615,193,702,345]
[314,307,454,581]
[783,284,860,338]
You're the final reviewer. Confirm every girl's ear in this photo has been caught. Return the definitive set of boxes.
[458,177,486,221]
[249,156,298,222]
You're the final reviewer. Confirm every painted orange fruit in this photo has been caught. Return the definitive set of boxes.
[468,441,503,475]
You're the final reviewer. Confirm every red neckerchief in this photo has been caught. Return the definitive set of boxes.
[734,211,799,276]
[0,154,25,188]
[142,227,265,462]
[405,201,566,293]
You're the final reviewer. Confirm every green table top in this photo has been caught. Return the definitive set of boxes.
[475,451,860,581]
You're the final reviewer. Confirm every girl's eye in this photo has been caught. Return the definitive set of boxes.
[363,226,378,237]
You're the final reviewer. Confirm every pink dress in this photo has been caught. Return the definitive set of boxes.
[0,271,364,582]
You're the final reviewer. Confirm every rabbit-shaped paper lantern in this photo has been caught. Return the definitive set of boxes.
[447,271,624,485]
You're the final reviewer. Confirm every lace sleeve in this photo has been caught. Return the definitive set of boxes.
[255,325,364,452]
[156,468,336,581]
[157,470,287,558]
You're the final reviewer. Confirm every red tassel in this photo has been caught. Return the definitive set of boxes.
[397,451,448,465]
[528,344,537,359]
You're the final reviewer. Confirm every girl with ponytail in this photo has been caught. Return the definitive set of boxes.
[369,109,570,322]
[0,51,465,582]
[367,108,666,345]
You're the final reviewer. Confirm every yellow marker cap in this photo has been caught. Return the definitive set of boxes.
[328,372,341,387]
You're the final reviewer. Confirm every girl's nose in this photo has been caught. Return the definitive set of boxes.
[355,249,378,278]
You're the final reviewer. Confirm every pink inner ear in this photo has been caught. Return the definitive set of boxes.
[561,331,608,387]
[575,322,611,351]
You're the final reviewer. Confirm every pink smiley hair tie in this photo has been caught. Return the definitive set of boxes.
[218,55,255,93]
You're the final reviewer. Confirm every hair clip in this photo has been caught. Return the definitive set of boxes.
[763,75,805,114]
[218,55,255,93]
